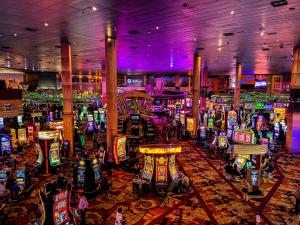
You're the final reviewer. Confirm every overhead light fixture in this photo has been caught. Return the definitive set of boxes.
[92,6,97,11]
[13,33,17,37]
[44,23,49,27]
[156,26,159,30]
[230,11,235,15]
[218,47,222,52]
[193,38,197,41]
[271,0,288,7]
[260,31,264,36]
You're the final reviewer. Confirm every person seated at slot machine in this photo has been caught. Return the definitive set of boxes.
[10,179,20,200]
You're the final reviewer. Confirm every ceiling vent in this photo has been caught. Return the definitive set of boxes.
[129,46,137,49]
[54,45,61,48]
[1,46,10,49]
[271,0,288,7]
[223,32,234,36]
[25,27,39,32]
[128,30,139,35]
[262,48,270,51]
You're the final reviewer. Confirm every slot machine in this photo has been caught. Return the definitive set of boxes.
[93,111,99,125]
[27,125,34,143]
[0,135,12,156]
[52,190,71,225]
[0,171,7,186]
[77,160,86,188]
[92,158,101,185]
[16,168,25,191]
[49,142,61,167]
[86,114,95,133]
[18,128,27,145]
[17,115,24,127]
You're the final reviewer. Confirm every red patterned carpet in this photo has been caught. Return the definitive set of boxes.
[2,126,300,225]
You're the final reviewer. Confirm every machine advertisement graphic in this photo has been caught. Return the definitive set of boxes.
[18,128,27,145]
[49,142,61,166]
[53,190,70,225]
[113,136,127,164]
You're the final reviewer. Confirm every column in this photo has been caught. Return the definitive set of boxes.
[286,46,300,153]
[200,64,208,110]
[175,74,180,90]
[144,74,147,87]
[192,52,202,120]
[234,63,242,110]
[105,36,118,161]
[61,42,74,158]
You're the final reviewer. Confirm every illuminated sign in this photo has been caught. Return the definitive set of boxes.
[186,117,196,136]
[233,144,267,155]
[254,80,267,89]
[38,130,60,140]
[113,136,127,164]
[139,144,181,154]
[49,121,64,130]
[233,129,255,144]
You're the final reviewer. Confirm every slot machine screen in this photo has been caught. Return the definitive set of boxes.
[218,136,227,149]
[114,136,127,164]
[17,116,23,125]
[156,157,167,183]
[16,169,25,189]
[53,190,70,225]
[0,118,4,129]
[35,143,43,166]
[207,118,214,129]
[18,128,27,144]
[78,169,85,183]
[0,171,7,183]
[49,142,61,166]
[94,168,100,181]
[87,121,94,132]
[1,136,11,154]
[186,117,196,136]
[250,170,260,186]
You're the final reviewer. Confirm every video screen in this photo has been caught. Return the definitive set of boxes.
[94,169,100,180]
[0,171,7,179]
[131,115,140,120]
[78,169,85,182]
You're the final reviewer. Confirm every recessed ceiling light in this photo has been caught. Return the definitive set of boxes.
[44,23,49,27]
[92,6,97,11]
[271,0,288,7]
[260,31,264,36]
[218,47,222,52]
[193,38,197,41]
[230,11,235,15]
[156,26,159,30]
[147,44,151,47]
[223,32,234,36]
[13,33,17,37]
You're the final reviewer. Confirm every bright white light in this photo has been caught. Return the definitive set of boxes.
[92,6,97,11]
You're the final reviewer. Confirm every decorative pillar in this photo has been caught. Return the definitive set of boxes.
[61,42,74,158]
[286,46,300,153]
[192,51,202,120]
[105,36,118,161]
[200,64,208,110]
[144,75,147,87]
[234,63,242,110]
[175,74,180,90]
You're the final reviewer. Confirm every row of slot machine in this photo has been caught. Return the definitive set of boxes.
[200,103,288,147]
[0,167,31,192]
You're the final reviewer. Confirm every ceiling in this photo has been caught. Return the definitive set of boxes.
[0,0,300,75]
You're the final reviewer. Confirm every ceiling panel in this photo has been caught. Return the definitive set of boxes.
[0,0,299,74]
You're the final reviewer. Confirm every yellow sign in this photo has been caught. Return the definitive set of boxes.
[38,130,60,140]
[186,117,196,136]
[139,144,181,154]
[233,144,267,155]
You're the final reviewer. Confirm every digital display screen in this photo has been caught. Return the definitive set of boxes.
[153,99,162,105]
[78,169,85,183]
[250,170,259,186]
[255,80,267,89]
[131,115,140,120]
[1,135,11,153]
[49,142,61,166]
[94,168,100,181]
[0,171,7,179]
[0,118,4,129]
[87,121,94,132]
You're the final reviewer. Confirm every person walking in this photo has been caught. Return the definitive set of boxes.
[77,194,88,225]
[241,179,250,202]
[115,207,125,225]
